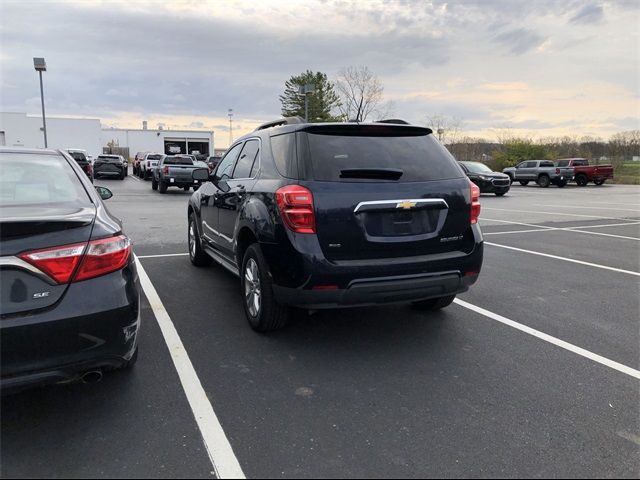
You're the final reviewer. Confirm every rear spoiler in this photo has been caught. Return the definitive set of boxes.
[301,124,433,137]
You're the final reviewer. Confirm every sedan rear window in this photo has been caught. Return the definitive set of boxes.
[0,152,90,206]
[302,128,463,182]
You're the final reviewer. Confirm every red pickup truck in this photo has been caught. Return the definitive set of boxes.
[556,158,614,186]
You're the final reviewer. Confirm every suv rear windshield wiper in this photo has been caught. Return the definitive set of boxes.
[339,168,404,180]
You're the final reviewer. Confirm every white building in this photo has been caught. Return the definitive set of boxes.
[101,125,214,158]
[0,113,215,158]
[0,112,102,156]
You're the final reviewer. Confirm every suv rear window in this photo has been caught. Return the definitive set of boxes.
[68,151,87,162]
[147,154,163,161]
[0,152,90,206]
[98,155,121,163]
[301,127,462,182]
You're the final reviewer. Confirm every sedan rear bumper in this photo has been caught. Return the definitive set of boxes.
[0,262,140,393]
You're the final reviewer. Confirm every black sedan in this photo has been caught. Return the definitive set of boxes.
[0,147,140,393]
[459,161,511,196]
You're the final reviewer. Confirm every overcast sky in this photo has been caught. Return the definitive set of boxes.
[1,0,638,146]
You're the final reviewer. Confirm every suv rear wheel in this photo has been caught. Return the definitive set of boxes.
[412,294,456,311]
[519,180,529,186]
[241,244,288,332]
[159,181,167,193]
[576,174,588,186]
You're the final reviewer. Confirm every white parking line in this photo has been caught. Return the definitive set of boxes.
[129,175,141,182]
[137,253,189,259]
[484,225,640,241]
[537,204,640,213]
[454,299,640,380]
[485,242,640,276]
[483,207,629,221]
[135,257,246,479]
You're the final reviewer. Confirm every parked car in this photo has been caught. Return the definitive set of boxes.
[133,151,149,176]
[94,154,127,180]
[66,148,93,183]
[502,160,574,188]
[556,158,614,186]
[207,155,222,173]
[459,161,510,196]
[139,153,164,180]
[187,118,483,332]
[152,155,202,193]
[0,147,140,393]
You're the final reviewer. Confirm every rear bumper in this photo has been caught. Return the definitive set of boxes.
[273,271,477,309]
[0,261,140,393]
[265,225,483,308]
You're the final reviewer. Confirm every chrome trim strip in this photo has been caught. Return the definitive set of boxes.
[0,256,57,284]
[354,198,449,213]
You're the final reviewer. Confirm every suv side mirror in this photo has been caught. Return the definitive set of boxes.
[95,186,113,200]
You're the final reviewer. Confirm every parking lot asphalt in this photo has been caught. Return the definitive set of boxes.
[2,176,639,478]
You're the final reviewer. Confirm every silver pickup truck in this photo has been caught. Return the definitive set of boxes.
[152,155,203,193]
[503,160,574,188]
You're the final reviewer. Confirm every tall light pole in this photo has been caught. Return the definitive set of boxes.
[33,57,48,148]
[228,108,233,146]
[298,84,316,122]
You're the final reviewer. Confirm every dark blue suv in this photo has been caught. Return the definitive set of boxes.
[188,118,483,331]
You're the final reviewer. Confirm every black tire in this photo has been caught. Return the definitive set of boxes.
[188,213,212,267]
[556,180,567,188]
[241,244,288,332]
[193,186,200,191]
[576,174,588,187]
[159,181,167,193]
[507,174,514,184]
[519,180,529,186]
[152,178,158,191]
[183,186,190,192]
[594,179,605,186]
[120,171,125,180]
[495,191,507,196]
[412,295,456,311]
[537,175,550,188]
[144,170,150,180]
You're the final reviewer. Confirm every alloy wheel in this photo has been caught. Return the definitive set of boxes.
[244,259,261,317]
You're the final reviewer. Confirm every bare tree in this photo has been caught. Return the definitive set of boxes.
[335,66,390,122]
[425,114,463,144]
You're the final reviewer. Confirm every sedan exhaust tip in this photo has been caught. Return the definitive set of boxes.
[81,370,103,384]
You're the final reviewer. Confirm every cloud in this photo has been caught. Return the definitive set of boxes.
[569,4,605,25]
[493,28,548,55]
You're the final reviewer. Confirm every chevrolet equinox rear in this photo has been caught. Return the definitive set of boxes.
[188,118,483,331]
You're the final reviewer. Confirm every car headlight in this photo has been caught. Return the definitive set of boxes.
[478,175,490,181]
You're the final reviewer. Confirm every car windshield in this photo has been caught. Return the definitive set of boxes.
[148,154,163,161]
[462,162,493,174]
[0,152,90,207]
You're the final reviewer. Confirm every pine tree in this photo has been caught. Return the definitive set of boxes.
[279,70,342,122]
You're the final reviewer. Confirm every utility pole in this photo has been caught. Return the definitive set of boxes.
[33,57,48,148]
[298,84,316,122]
[228,108,234,146]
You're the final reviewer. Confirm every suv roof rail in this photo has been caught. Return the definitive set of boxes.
[254,116,305,132]
[377,119,411,125]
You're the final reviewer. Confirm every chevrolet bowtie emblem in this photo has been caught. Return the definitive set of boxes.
[397,201,417,210]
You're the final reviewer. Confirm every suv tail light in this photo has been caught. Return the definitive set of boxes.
[470,182,481,224]
[19,235,132,284]
[556,168,560,174]
[275,185,316,234]
[163,166,169,175]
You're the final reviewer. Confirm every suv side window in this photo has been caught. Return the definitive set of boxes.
[215,143,243,181]
[233,139,259,179]
[270,133,298,179]
[541,161,554,167]
[524,161,537,168]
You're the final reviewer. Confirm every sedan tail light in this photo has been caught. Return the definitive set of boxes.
[19,235,132,284]
[470,182,481,224]
[275,185,316,234]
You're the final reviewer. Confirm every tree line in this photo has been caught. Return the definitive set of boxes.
[277,69,639,172]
